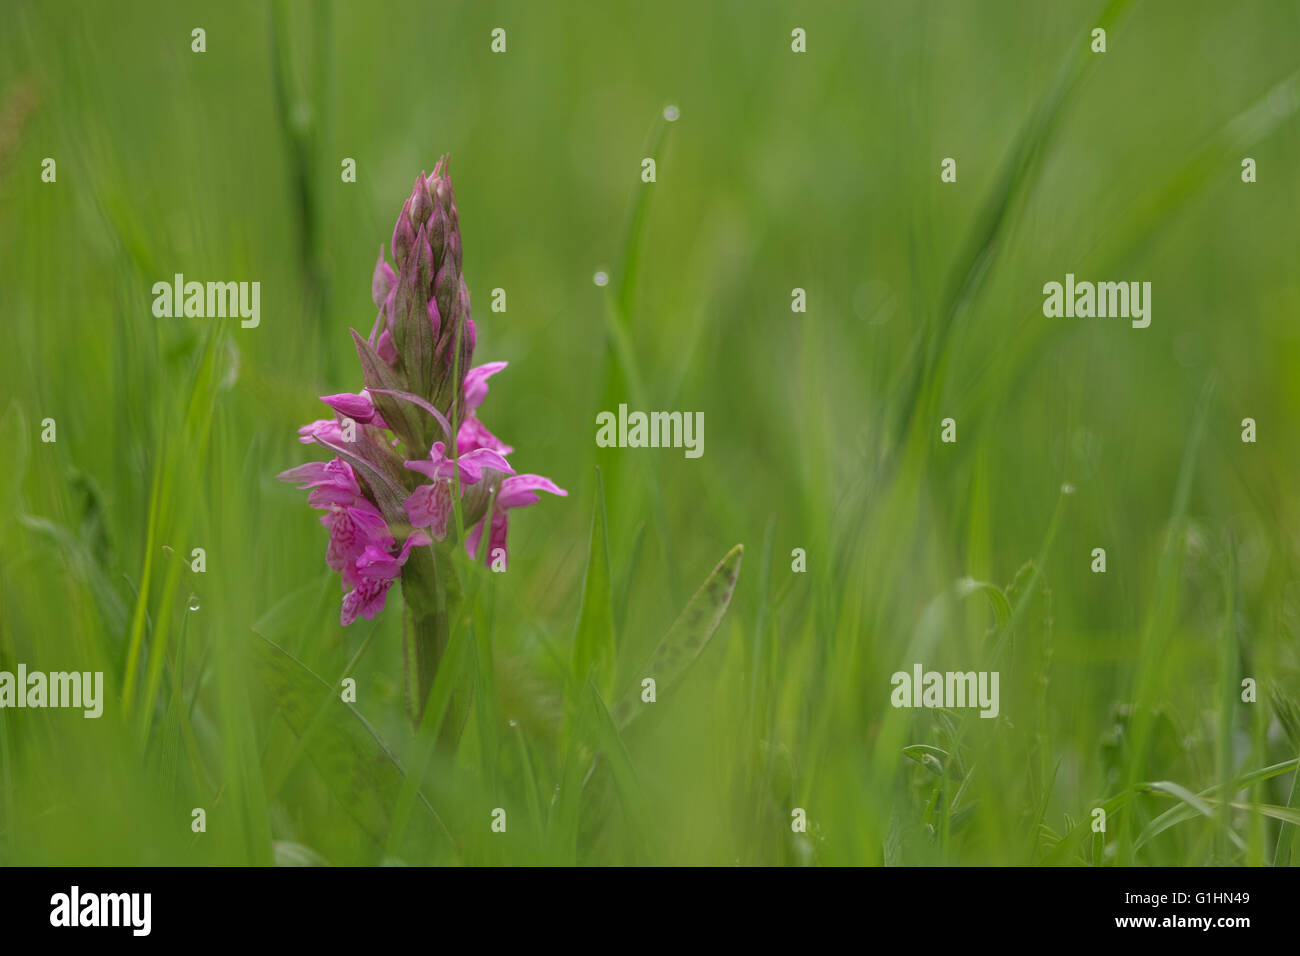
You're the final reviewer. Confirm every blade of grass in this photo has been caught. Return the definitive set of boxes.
[572,467,615,691]
[612,544,743,728]
[891,0,1136,448]
[250,632,452,850]
[384,626,474,860]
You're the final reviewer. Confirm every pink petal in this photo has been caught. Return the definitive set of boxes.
[404,483,453,541]
[487,509,509,567]
[465,508,511,567]
[281,459,362,509]
[465,518,485,562]
[457,415,514,456]
[457,447,514,484]
[404,458,457,482]
[277,461,332,485]
[497,474,567,509]
[322,503,391,581]
[398,528,433,559]
[371,248,396,309]
[352,543,402,582]
[320,391,377,423]
[298,419,345,445]
[463,361,508,413]
[341,577,393,626]
[376,329,398,364]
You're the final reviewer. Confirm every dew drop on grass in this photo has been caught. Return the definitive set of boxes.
[1061,483,1075,495]
[593,270,609,287]
[187,594,200,611]
[663,104,679,122]
[508,719,518,728]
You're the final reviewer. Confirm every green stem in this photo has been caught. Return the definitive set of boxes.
[401,543,464,747]
[1275,752,1300,866]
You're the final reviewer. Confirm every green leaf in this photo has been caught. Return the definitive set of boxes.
[614,109,676,344]
[613,543,743,727]
[1275,744,1300,866]
[547,734,591,864]
[313,432,408,524]
[583,680,645,827]
[1224,801,1300,827]
[954,577,1012,631]
[1138,782,1300,855]
[1103,758,1300,854]
[614,520,647,637]
[19,515,129,642]
[350,328,428,453]
[891,0,1136,444]
[1140,780,1215,819]
[385,625,474,857]
[250,576,332,653]
[1144,770,1300,853]
[572,468,615,690]
[273,841,331,867]
[0,401,29,532]
[1134,781,1237,853]
[902,744,953,778]
[597,107,675,439]
[248,631,451,851]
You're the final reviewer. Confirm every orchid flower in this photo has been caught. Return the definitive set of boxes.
[340,530,432,626]
[277,458,361,509]
[457,362,514,456]
[277,154,566,681]
[404,440,513,540]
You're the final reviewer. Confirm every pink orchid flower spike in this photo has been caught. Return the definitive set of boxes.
[279,157,565,648]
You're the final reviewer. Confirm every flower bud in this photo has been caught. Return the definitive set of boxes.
[392,198,415,269]
[371,246,396,309]
[407,171,434,229]
[320,390,381,424]
[427,296,441,343]
[428,201,449,265]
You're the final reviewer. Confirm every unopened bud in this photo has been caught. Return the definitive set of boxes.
[392,198,415,269]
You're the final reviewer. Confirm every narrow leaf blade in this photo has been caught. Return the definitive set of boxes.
[572,468,615,689]
[614,543,743,727]
[249,632,449,850]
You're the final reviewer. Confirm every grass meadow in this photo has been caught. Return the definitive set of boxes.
[1,0,1299,866]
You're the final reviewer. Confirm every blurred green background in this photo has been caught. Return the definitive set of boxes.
[1,0,1298,865]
